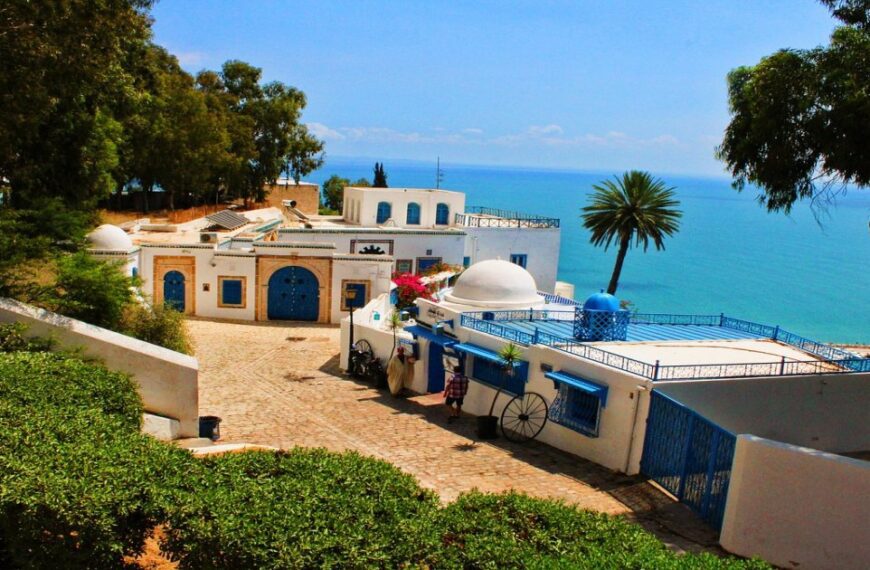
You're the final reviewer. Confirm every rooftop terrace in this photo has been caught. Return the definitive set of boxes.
[454,206,560,229]
[458,308,870,381]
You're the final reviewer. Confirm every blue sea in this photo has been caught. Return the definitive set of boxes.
[308,157,870,343]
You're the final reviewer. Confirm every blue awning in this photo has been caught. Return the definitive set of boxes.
[545,371,608,407]
[403,325,458,347]
[453,343,521,367]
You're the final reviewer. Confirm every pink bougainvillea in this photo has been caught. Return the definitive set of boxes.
[392,273,434,309]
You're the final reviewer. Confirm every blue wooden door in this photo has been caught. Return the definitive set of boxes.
[428,342,446,392]
[267,266,319,321]
[163,270,185,312]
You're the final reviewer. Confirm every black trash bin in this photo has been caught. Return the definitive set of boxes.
[476,415,499,440]
[199,415,222,441]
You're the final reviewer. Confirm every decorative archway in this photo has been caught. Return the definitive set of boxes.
[267,266,320,321]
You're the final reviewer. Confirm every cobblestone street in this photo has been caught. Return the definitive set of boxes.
[187,318,721,554]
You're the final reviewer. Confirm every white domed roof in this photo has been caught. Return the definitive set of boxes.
[87,224,133,250]
[445,259,544,308]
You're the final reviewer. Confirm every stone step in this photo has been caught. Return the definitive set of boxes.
[142,413,181,441]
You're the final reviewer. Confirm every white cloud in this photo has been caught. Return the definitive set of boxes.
[307,122,346,141]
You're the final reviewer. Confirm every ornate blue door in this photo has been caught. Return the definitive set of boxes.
[428,342,446,392]
[267,266,319,321]
[163,270,185,312]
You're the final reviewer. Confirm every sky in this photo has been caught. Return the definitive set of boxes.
[150,0,838,177]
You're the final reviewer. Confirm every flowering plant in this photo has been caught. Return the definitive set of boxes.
[392,273,433,309]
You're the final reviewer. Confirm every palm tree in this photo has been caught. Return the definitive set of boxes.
[582,171,682,295]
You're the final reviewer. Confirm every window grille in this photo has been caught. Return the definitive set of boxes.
[549,383,603,436]
[471,357,527,396]
[510,253,528,268]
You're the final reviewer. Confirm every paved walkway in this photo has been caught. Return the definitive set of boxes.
[187,318,722,554]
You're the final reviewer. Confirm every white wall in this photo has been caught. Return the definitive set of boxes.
[0,298,200,438]
[721,435,870,570]
[330,256,394,324]
[279,228,466,272]
[463,227,561,292]
[343,187,465,229]
[656,373,870,452]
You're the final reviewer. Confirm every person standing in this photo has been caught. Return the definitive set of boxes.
[443,365,469,423]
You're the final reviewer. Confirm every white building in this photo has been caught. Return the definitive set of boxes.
[87,185,565,324]
[341,259,870,569]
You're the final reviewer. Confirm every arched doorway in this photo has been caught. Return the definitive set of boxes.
[163,270,186,312]
[267,266,319,321]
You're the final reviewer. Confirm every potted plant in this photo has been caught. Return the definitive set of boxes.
[476,342,522,440]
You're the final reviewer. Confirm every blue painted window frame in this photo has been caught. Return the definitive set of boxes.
[510,254,528,268]
[406,202,421,225]
[342,281,369,311]
[376,201,392,224]
[471,357,528,396]
[219,277,245,307]
[435,203,450,225]
[416,256,442,274]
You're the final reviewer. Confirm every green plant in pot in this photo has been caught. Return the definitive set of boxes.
[477,342,522,440]
[387,309,403,360]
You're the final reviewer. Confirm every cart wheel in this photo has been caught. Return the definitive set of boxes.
[351,340,374,378]
[500,392,548,442]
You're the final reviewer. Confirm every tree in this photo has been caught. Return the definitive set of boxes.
[322,175,350,211]
[0,0,154,211]
[373,162,388,187]
[717,1,870,212]
[581,171,682,295]
[50,253,135,330]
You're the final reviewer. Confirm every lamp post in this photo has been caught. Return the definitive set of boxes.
[347,288,358,368]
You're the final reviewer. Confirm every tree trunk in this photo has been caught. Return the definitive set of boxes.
[607,236,631,295]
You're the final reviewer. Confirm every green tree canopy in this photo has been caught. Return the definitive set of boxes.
[322,175,350,211]
[717,0,870,212]
[581,171,682,295]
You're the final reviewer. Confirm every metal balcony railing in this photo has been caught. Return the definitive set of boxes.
[455,207,560,228]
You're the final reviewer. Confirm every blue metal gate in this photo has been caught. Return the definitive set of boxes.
[640,391,736,530]
[267,266,319,321]
[163,270,185,312]
[428,343,446,392]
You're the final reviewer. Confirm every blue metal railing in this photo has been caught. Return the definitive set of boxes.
[459,310,870,380]
[455,207,560,228]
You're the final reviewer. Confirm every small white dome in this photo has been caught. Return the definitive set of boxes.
[445,259,544,308]
[87,224,133,251]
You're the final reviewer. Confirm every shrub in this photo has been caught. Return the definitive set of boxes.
[0,351,192,569]
[0,323,53,353]
[50,252,135,330]
[161,448,438,569]
[420,491,769,569]
[120,302,192,354]
[392,272,433,310]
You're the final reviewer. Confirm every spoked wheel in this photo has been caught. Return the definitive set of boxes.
[350,339,374,379]
[500,391,548,443]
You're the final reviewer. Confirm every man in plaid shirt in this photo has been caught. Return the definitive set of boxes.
[443,365,469,423]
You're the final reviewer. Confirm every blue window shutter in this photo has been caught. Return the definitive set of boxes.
[222,279,243,305]
[407,203,421,225]
[376,202,392,223]
[463,256,471,268]
[510,254,528,268]
[436,203,449,225]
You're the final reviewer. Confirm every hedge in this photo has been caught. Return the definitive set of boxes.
[161,449,439,569]
[0,348,769,569]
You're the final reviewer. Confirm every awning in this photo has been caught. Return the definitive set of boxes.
[403,324,458,347]
[453,343,521,367]
[545,371,608,407]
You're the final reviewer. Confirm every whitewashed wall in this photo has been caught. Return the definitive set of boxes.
[656,373,870,452]
[330,256,394,324]
[343,187,466,228]
[721,435,870,570]
[279,228,466,271]
[463,227,561,292]
[0,299,200,438]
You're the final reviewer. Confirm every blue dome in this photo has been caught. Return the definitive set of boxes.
[583,291,621,312]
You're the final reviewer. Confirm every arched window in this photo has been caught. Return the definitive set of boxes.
[435,203,450,225]
[406,202,421,225]
[376,201,392,224]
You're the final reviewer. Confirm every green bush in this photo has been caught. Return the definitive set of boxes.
[160,448,438,569]
[420,491,768,569]
[0,323,54,353]
[120,302,192,354]
[50,252,135,330]
[0,351,191,569]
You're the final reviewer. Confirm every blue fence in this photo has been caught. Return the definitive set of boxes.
[459,310,870,380]
[641,391,736,530]
[455,207,560,228]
